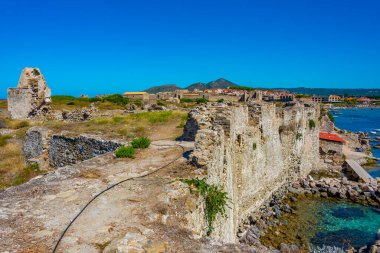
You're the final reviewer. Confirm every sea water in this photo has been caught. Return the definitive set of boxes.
[332,108,380,177]
[261,197,380,250]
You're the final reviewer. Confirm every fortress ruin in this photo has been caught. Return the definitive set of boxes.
[7,67,51,119]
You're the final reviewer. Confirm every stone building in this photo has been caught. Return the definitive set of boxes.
[7,68,51,119]
[123,92,149,101]
[319,132,345,155]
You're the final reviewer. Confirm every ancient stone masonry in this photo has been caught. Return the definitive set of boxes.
[182,102,320,243]
[49,135,123,167]
[23,127,49,160]
[7,67,51,119]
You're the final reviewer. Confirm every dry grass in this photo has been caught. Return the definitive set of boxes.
[0,100,7,109]
[39,111,187,140]
[0,142,26,188]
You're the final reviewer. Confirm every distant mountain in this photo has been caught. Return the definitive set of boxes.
[187,78,239,90]
[145,84,182,94]
[277,87,380,97]
[186,82,206,90]
[144,78,240,94]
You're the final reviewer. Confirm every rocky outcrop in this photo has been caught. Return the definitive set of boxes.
[7,68,51,119]
[49,135,123,167]
[183,102,320,243]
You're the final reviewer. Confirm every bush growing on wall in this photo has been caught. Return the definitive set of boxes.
[180,178,229,236]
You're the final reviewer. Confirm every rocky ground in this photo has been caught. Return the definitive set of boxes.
[0,140,268,253]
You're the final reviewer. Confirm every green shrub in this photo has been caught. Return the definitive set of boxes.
[296,132,303,140]
[0,134,11,147]
[103,94,129,105]
[115,146,136,158]
[217,98,224,103]
[195,98,208,104]
[32,68,40,76]
[327,112,335,123]
[132,99,142,107]
[180,98,194,103]
[131,137,151,149]
[66,101,75,105]
[180,178,229,236]
[157,100,166,106]
[89,97,102,102]
[309,119,316,129]
[16,121,29,129]
[252,143,257,150]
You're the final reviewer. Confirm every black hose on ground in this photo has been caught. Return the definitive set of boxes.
[52,142,186,253]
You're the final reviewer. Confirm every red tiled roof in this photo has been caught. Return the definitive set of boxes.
[319,132,345,143]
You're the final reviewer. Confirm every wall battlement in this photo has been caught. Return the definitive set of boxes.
[183,102,320,242]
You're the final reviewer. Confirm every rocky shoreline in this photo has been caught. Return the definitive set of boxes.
[237,176,380,253]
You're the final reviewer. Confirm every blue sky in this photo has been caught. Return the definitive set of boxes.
[0,0,379,98]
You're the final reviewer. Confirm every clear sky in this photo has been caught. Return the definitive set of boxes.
[0,0,379,98]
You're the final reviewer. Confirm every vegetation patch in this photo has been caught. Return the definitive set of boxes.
[252,143,257,150]
[11,163,41,186]
[115,146,136,158]
[195,98,208,104]
[0,134,11,147]
[296,132,303,140]
[131,137,151,149]
[180,98,195,103]
[32,68,40,76]
[327,112,335,123]
[309,119,316,129]
[180,178,229,235]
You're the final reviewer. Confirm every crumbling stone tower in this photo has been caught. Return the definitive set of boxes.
[7,67,51,119]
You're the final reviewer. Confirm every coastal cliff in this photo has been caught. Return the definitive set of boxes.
[183,102,320,242]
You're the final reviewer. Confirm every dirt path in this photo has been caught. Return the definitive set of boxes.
[0,141,193,253]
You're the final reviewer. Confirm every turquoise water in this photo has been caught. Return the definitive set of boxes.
[268,197,380,249]
[332,108,380,177]
[310,199,380,249]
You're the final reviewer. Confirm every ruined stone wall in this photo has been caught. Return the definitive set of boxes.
[184,102,320,242]
[49,135,122,167]
[7,67,51,119]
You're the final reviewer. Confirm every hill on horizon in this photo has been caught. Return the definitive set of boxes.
[144,84,181,94]
[144,78,240,93]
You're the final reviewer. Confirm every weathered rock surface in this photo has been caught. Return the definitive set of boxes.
[7,67,51,119]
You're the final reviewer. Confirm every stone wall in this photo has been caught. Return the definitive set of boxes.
[49,135,122,167]
[184,102,320,242]
[7,88,33,119]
